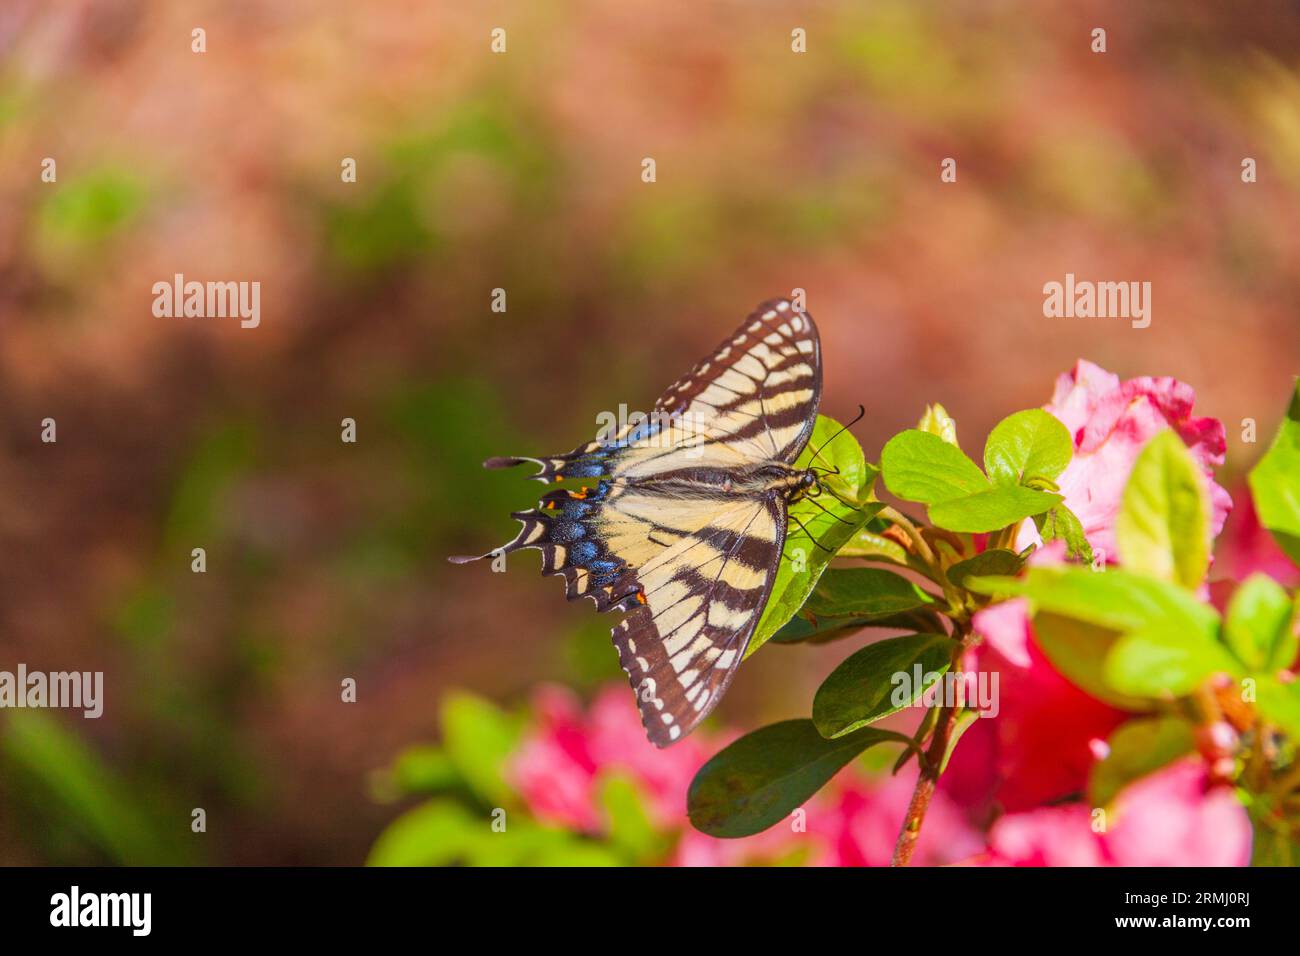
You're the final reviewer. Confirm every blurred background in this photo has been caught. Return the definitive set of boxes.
[0,0,1298,864]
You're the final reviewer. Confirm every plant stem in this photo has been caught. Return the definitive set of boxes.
[878,506,934,564]
[891,625,972,867]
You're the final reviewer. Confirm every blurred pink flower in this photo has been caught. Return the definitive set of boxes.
[974,758,1251,866]
[1021,359,1231,561]
[509,684,985,866]
[508,684,710,832]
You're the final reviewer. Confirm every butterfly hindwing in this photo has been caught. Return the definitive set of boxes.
[612,494,785,746]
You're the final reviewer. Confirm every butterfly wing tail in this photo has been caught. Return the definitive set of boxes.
[448,489,641,612]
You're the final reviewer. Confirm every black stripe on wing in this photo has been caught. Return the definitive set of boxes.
[652,297,822,464]
[612,495,786,747]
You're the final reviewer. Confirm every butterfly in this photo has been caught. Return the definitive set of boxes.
[451,298,833,746]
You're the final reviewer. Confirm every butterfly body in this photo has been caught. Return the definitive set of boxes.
[453,298,825,746]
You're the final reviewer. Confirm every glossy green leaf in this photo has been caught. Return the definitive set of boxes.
[1088,717,1196,807]
[687,720,908,837]
[983,409,1072,486]
[927,485,1062,534]
[836,524,911,565]
[881,429,990,504]
[946,548,1023,590]
[1248,379,1300,565]
[1224,574,1297,672]
[770,567,942,645]
[770,607,943,645]
[813,633,955,738]
[1116,431,1209,588]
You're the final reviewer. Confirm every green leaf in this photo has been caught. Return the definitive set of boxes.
[983,409,1073,486]
[940,709,981,773]
[1104,625,1241,697]
[366,799,481,866]
[1031,613,1154,710]
[747,416,881,659]
[372,745,459,800]
[836,524,911,565]
[770,607,942,645]
[1088,717,1196,807]
[1224,574,1297,672]
[440,691,522,807]
[946,548,1023,590]
[1116,431,1209,588]
[812,633,955,738]
[969,566,1222,707]
[968,566,1221,638]
[1033,504,1094,563]
[881,429,990,504]
[597,772,663,864]
[687,720,908,837]
[3,711,188,865]
[1248,379,1300,565]
[882,427,1062,533]
[1256,678,1300,739]
[770,567,942,645]
[928,485,1062,534]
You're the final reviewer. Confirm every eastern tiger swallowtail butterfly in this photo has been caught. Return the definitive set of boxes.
[451,298,829,746]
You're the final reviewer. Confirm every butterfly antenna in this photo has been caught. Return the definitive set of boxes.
[787,512,836,555]
[803,495,859,526]
[806,404,866,470]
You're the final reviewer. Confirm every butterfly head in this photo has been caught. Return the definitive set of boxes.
[784,468,821,505]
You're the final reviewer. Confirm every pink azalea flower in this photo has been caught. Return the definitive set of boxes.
[975,758,1251,866]
[1021,360,1231,561]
